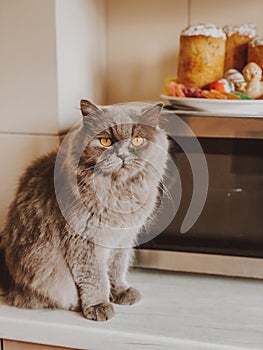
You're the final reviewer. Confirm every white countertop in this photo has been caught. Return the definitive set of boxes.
[0,268,263,350]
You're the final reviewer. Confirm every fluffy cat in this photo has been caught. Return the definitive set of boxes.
[0,100,168,321]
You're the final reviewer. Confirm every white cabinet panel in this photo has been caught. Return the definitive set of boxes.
[0,134,59,226]
[106,0,188,103]
[0,0,58,134]
[55,0,107,132]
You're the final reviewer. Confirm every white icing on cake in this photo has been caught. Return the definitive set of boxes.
[181,24,226,39]
[250,37,263,47]
[223,24,256,38]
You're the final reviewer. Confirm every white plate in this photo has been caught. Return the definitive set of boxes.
[160,94,263,116]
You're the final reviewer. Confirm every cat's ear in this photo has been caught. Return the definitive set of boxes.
[141,103,163,127]
[80,99,102,116]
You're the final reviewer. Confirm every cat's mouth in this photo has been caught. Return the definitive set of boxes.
[112,158,142,175]
[121,160,132,169]
[99,157,144,176]
[115,161,132,172]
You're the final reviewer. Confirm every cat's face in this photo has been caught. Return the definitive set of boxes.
[79,100,168,180]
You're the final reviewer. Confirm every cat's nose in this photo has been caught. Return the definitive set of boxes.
[117,153,127,162]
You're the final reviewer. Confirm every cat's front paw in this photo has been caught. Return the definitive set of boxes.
[83,302,115,322]
[110,287,141,305]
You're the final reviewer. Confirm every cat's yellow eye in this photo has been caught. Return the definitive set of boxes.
[100,137,112,147]
[131,137,144,147]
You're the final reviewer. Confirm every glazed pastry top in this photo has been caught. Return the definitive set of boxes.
[223,24,256,38]
[181,24,226,39]
[250,37,263,47]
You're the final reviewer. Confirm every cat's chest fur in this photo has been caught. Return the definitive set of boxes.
[78,171,160,247]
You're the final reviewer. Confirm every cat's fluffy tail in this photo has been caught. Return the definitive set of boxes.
[0,232,4,249]
[0,230,11,292]
[0,249,11,292]
[0,229,6,250]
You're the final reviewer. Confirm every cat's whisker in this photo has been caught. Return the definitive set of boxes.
[157,182,174,203]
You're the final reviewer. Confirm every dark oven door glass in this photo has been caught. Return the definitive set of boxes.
[140,137,263,258]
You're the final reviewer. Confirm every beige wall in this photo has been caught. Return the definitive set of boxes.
[106,0,263,104]
[106,0,188,104]
[190,0,263,35]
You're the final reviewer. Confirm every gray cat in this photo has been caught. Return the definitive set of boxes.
[0,100,168,321]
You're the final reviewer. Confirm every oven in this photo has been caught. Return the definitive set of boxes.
[135,113,263,278]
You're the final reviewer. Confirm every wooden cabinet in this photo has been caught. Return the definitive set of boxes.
[2,340,72,350]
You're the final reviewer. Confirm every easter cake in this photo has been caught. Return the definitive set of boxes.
[248,37,263,71]
[177,24,226,89]
[223,24,256,71]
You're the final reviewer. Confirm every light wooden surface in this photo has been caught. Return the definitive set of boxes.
[0,268,263,350]
[3,340,71,350]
